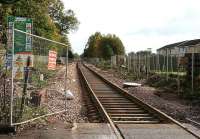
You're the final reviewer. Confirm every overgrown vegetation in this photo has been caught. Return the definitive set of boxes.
[147,73,200,102]
[95,60,200,103]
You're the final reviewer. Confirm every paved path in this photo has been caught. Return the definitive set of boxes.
[0,123,116,139]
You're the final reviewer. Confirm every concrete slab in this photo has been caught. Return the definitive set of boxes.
[123,82,141,88]
[0,123,116,139]
[117,124,197,139]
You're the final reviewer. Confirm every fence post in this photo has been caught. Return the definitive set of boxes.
[157,54,160,72]
[177,53,180,95]
[138,53,141,78]
[191,48,194,94]
[10,24,15,126]
[64,46,68,115]
[171,54,173,72]
[127,54,130,72]
[166,49,169,81]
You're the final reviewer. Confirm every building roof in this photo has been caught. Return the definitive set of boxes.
[157,39,200,51]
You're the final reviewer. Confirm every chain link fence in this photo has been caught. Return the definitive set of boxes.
[8,29,69,126]
[85,45,200,99]
[0,48,11,125]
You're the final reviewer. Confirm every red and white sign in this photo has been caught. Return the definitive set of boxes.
[48,50,57,70]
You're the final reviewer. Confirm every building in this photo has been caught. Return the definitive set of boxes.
[157,39,200,56]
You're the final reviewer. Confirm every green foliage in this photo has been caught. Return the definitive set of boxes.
[73,53,79,59]
[84,32,102,57]
[0,0,79,48]
[49,0,79,34]
[84,32,125,59]
[147,73,200,102]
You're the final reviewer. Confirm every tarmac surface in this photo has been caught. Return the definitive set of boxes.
[0,123,116,139]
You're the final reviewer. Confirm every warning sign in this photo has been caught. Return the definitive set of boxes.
[48,50,57,70]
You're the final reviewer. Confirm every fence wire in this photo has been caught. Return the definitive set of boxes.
[86,48,199,97]
[0,49,11,125]
[10,29,68,125]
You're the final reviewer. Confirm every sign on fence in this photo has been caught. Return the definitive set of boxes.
[8,16,33,53]
[13,52,34,79]
[48,50,57,70]
[7,16,33,79]
[5,54,12,68]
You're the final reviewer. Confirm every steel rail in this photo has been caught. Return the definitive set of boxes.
[83,63,200,139]
[78,63,123,139]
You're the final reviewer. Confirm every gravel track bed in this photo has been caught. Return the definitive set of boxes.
[45,63,88,123]
[15,63,88,133]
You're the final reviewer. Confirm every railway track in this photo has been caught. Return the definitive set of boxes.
[78,62,200,139]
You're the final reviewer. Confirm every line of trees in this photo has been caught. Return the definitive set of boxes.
[83,32,125,60]
[0,0,79,57]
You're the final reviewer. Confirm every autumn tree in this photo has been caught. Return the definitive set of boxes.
[84,32,125,59]
[49,0,79,35]
[0,0,79,47]
[84,32,102,57]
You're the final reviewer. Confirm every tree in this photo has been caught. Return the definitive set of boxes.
[84,32,125,60]
[101,44,114,60]
[85,32,102,57]
[49,0,79,34]
[0,0,79,46]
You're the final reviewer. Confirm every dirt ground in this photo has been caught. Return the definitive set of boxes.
[0,62,88,138]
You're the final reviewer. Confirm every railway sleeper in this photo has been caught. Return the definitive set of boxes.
[102,104,138,108]
[105,107,141,110]
[99,100,132,103]
[107,110,146,114]
[97,96,124,98]
[109,113,151,117]
[111,116,156,121]
[114,120,160,124]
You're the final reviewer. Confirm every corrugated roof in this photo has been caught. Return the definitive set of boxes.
[157,39,200,51]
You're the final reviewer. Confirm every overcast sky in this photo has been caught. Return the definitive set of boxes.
[63,0,200,54]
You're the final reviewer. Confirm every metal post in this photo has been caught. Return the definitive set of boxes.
[177,54,180,95]
[166,49,169,81]
[171,54,173,72]
[163,54,165,72]
[10,23,14,126]
[157,54,160,72]
[191,48,194,93]
[111,56,112,69]
[146,53,148,79]
[128,55,130,72]
[64,46,68,114]
[138,54,140,78]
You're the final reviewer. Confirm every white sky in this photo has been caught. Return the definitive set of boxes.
[63,0,200,54]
